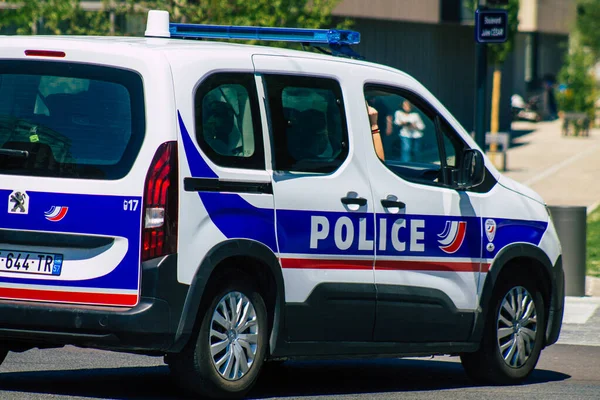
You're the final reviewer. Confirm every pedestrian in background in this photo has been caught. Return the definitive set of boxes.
[394,100,424,162]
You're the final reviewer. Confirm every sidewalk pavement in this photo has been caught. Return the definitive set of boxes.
[499,119,600,209]
[560,295,600,347]
[490,119,600,346]
[556,276,600,347]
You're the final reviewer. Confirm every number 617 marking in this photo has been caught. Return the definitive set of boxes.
[123,199,139,211]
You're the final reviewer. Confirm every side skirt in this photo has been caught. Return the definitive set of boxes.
[271,341,479,360]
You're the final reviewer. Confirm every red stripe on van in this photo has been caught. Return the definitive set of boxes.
[0,287,138,307]
[281,257,491,273]
[376,260,480,272]
[280,258,373,270]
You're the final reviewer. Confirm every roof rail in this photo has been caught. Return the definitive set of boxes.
[144,10,364,59]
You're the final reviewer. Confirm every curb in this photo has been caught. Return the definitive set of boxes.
[566,295,600,303]
[563,296,600,326]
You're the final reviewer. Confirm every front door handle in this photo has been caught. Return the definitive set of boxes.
[341,197,367,206]
[381,199,406,209]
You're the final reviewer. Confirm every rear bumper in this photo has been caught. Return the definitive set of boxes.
[0,254,187,354]
[545,255,565,347]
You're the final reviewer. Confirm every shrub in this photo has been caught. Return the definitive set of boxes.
[557,42,598,122]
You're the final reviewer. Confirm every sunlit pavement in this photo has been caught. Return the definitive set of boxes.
[501,120,600,209]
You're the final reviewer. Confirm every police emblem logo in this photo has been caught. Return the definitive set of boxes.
[8,190,29,215]
[485,218,496,242]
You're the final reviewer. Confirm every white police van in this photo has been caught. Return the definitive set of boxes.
[0,9,564,399]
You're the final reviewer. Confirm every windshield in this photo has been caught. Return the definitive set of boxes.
[0,60,145,179]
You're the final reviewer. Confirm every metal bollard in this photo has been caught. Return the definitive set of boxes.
[548,206,587,297]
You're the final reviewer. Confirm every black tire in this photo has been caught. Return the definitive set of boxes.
[460,275,546,385]
[168,275,269,399]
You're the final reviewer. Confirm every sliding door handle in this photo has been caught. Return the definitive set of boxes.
[341,197,367,206]
[381,199,405,208]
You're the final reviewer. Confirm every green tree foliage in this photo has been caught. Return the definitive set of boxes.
[0,0,54,34]
[133,0,352,47]
[556,0,600,124]
[557,40,597,118]
[0,0,115,35]
[576,0,600,61]
[0,0,350,41]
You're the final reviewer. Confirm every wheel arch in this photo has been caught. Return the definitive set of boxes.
[169,239,285,356]
[470,243,556,346]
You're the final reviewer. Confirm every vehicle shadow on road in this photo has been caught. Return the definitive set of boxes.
[250,358,570,398]
[508,128,535,149]
[485,128,534,152]
[0,365,180,399]
[0,358,570,399]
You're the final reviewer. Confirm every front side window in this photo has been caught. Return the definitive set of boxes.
[264,74,349,173]
[0,60,145,180]
[194,73,264,170]
[365,85,465,187]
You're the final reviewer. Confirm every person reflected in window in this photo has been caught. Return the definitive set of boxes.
[367,101,385,161]
[367,96,394,158]
[203,100,241,156]
[394,100,424,162]
[287,108,333,162]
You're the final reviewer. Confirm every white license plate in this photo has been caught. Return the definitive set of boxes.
[0,249,63,276]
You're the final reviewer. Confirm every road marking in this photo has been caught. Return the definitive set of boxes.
[523,142,600,187]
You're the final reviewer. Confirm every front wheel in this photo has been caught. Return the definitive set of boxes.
[168,277,269,399]
[460,277,546,385]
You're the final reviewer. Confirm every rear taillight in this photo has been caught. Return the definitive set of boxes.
[142,141,178,261]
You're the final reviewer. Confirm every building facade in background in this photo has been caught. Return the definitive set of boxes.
[331,0,576,131]
[0,0,576,132]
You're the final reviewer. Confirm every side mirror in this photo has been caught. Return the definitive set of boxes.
[457,149,485,190]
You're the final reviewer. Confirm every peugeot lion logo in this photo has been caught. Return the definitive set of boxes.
[8,190,29,215]
[438,220,467,254]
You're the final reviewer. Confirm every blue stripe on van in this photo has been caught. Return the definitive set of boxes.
[0,190,141,290]
[178,111,547,260]
[178,111,277,251]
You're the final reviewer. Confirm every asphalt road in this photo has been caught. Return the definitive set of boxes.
[0,344,597,399]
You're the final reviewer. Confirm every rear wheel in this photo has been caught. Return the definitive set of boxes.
[461,276,546,385]
[168,276,268,399]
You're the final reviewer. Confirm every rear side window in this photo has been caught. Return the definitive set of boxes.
[264,74,349,173]
[0,60,145,180]
[194,73,265,170]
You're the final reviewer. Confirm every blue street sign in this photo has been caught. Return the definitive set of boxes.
[475,9,508,43]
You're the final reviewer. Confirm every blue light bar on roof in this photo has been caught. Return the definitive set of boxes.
[168,23,360,45]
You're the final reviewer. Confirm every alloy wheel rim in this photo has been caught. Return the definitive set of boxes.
[496,286,538,368]
[209,291,259,381]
